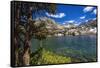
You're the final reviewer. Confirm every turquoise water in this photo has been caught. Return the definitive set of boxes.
[31,35,97,61]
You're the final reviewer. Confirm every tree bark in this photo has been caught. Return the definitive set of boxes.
[22,6,33,66]
[22,32,31,66]
[14,6,20,66]
[14,36,19,66]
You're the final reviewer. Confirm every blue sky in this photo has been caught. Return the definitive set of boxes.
[45,4,97,25]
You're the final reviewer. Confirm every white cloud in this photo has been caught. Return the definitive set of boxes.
[93,9,97,14]
[45,12,66,18]
[63,20,82,26]
[83,6,94,12]
[80,16,86,19]
[93,18,96,20]
[62,22,66,25]
[66,20,75,23]
[85,20,88,22]
[74,23,80,26]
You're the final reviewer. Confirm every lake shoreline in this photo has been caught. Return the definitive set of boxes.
[47,34,97,38]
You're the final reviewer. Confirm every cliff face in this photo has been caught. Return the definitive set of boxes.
[79,19,97,27]
[33,17,97,36]
[86,20,97,27]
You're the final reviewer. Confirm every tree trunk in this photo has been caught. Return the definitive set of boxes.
[14,37,19,66]
[23,45,30,66]
[22,7,33,66]
[14,7,20,66]
[23,32,31,66]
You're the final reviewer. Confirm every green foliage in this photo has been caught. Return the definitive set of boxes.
[30,47,71,65]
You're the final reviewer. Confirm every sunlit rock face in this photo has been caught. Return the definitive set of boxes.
[34,17,57,29]
[33,17,97,36]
